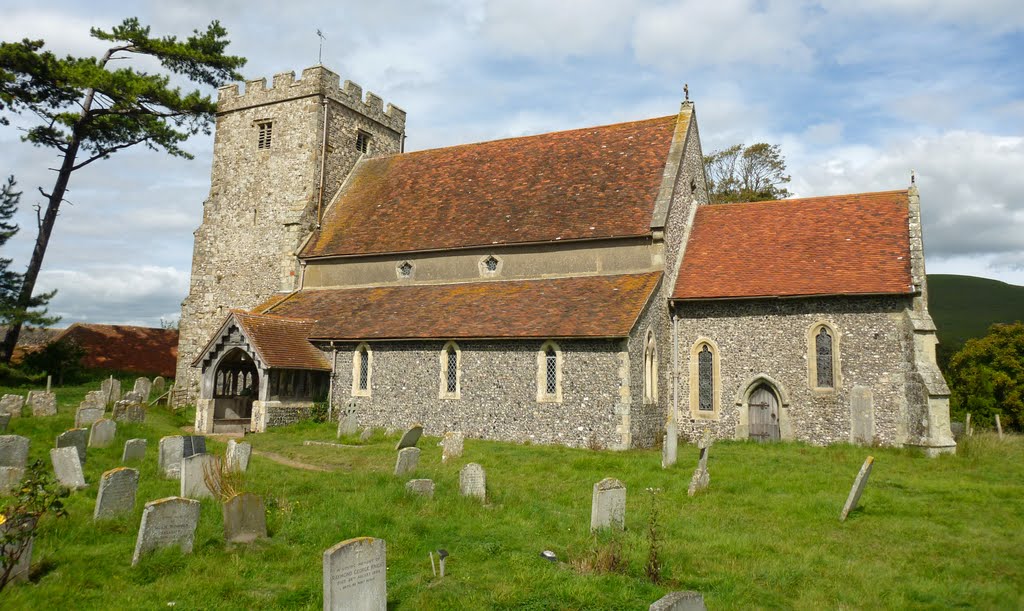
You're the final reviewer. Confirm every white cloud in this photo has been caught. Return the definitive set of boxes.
[480,0,634,59]
[36,265,189,327]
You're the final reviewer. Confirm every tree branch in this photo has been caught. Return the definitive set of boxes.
[69,137,149,171]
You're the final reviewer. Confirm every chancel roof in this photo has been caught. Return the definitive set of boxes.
[300,115,680,258]
[672,190,914,300]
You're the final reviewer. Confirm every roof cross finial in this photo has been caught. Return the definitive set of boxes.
[684,83,689,101]
[316,29,327,65]
[911,169,916,185]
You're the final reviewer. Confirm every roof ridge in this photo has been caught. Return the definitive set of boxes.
[702,189,909,209]
[290,270,663,294]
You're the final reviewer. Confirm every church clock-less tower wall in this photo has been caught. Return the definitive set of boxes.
[174,66,406,399]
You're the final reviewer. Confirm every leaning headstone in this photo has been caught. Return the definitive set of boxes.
[180,453,220,500]
[93,467,139,520]
[850,385,875,445]
[395,424,423,450]
[225,439,252,473]
[182,435,207,458]
[112,400,145,423]
[131,496,201,566]
[337,398,358,437]
[122,438,147,462]
[0,413,9,433]
[132,377,152,403]
[359,428,373,443]
[75,405,105,428]
[50,446,86,489]
[322,537,387,611]
[0,394,23,418]
[439,431,464,464]
[996,414,1004,439]
[28,391,57,417]
[459,462,486,501]
[393,447,420,476]
[88,418,117,448]
[649,590,707,611]
[152,376,166,394]
[405,479,435,498]
[687,446,710,497]
[56,428,88,466]
[0,435,30,469]
[0,517,33,583]
[222,492,268,543]
[661,420,678,469]
[82,390,107,409]
[159,436,184,479]
[101,376,122,404]
[590,477,626,531]
[839,456,875,521]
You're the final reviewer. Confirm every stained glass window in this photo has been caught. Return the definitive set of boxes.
[816,327,834,388]
[358,348,369,391]
[545,347,557,394]
[446,347,458,393]
[484,256,499,272]
[698,345,713,411]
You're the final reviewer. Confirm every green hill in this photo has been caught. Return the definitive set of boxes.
[928,274,1024,350]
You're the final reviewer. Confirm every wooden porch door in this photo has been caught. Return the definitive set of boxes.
[748,384,780,442]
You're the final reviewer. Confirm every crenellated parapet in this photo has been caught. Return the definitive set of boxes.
[217,66,406,134]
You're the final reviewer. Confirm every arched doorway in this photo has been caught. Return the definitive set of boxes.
[747,383,781,442]
[213,348,259,421]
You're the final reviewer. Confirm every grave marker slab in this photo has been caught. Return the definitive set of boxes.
[122,438,147,462]
[94,467,139,520]
[82,390,107,409]
[101,377,122,404]
[322,537,387,611]
[27,391,56,417]
[439,431,464,464]
[0,517,33,583]
[122,391,144,404]
[661,420,678,469]
[182,435,207,458]
[395,424,423,450]
[0,435,30,468]
[159,436,184,478]
[459,463,486,500]
[226,439,252,473]
[50,446,86,489]
[687,446,710,497]
[222,492,268,543]
[839,456,875,521]
[88,418,117,448]
[112,400,145,423]
[0,394,23,418]
[590,477,626,531]
[131,496,201,566]
[405,479,434,498]
[850,385,875,445]
[0,466,25,494]
[132,377,152,403]
[152,376,166,394]
[359,428,373,443]
[56,428,88,465]
[393,447,420,476]
[337,399,358,437]
[0,413,9,433]
[75,405,105,428]
[649,590,707,611]
[180,453,220,499]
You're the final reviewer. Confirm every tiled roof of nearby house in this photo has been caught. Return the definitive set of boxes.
[52,324,179,377]
[301,115,679,258]
[259,272,662,340]
[672,190,914,300]
[231,311,331,371]
[2,326,63,363]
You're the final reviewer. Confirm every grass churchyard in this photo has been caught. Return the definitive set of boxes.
[0,381,1022,608]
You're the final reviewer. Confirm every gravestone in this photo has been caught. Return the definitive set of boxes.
[101,376,122,404]
[996,414,1004,439]
[122,391,144,404]
[439,431,464,464]
[180,453,220,500]
[112,400,145,423]
[159,436,184,479]
[132,377,152,403]
[56,428,88,466]
[459,462,486,501]
[839,456,875,521]
[75,405,105,428]
[0,435,30,468]
[93,467,139,520]
[393,447,420,476]
[950,422,965,439]
[850,385,875,445]
[649,590,707,611]
[226,439,252,473]
[28,391,56,417]
[222,492,268,543]
[337,399,358,437]
[395,424,423,450]
[122,438,147,462]
[405,479,435,498]
[0,413,9,433]
[359,428,373,443]
[88,418,117,448]
[182,435,207,458]
[0,394,23,417]
[0,517,33,583]
[131,496,201,566]
[50,446,86,489]
[965,412,973,436]
[82,390,107,409]
[0,466,25,494]
[590,477,626,531]
[661,420,678,469]
[152,376,166,394]
[687,446,710,497]
[322,537,387,611]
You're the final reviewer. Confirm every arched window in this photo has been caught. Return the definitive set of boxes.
[644,330,658,404]
[352,343,372,397]
[688,339,721,419]
[816,328,833,388]
[439,341,461,399]
[537,340,563,402]
[698,346,713,411]
[807,323,841,391]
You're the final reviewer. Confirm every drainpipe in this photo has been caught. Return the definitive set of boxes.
[316,96,329,228]
[328,341,337,422]
[672,311,678,425]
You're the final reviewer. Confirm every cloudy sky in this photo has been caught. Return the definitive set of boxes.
[1,1,1022,328]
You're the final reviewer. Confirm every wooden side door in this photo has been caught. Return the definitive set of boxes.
[748,384,781,442]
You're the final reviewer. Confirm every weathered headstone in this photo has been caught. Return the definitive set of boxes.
[50,446,86,489]
[0,517,33,583]
[225,439,252,473]
[132,377,153,403]
[28,390,57,417]
[0,413,9,433]
[88,418,117,448]
[950,422,965,439]
[337,398,358,437]
[0,466,25,494]
[82,390,107,409]
[359,428,373,443]
[405,479,435,498]
[0,394,23,418]
[152,376,166,394]
[93,467,139,520]
[839,456,875,521]
[222,492,268,543]
[56,428,88,466]
[112,400,145,423]
[395,424,423,450]
[965,412,973,437]
[131,496,201,566]
[393,447,420,476]
[996,414,1004,439]
[122,391,144,404]
[122,438,147,462]
[590,477,626,531]
[661,420,678,469]
[182,435,207,458]
[322,537,387,611]
[159,435,184,479]
[850,385,875,445]
[101,376,122,405]
[0,435,30,468]
[75,405,105,428]
[180,453,220,500]
[459,462,486,500]
[649,590,707,611]
[439,431,464,464]
[687,446,710,497]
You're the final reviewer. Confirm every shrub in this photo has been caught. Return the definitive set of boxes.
[0,461,68,592]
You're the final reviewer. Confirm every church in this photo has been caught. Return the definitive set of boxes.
[174,65,955,455]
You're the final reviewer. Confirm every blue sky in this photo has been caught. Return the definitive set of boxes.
[1,1,1023,327]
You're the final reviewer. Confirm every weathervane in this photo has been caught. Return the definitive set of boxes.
[316,29,327,65]
[684,83,689,101]
[911,169,916,185]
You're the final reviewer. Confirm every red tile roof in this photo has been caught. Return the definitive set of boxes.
[301,116,679,258]
[52,324,179,377]
[231,311,331,371]
[260,273,662,340]
[672,191,914,300]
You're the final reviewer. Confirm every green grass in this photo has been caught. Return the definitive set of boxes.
[928,274,1024,348]
[2,382,1024,609]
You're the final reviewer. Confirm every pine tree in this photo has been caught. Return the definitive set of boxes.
[0,176,56,334]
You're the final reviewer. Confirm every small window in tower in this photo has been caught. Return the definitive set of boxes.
[257,121,273,149]
[485,256,499,272]
[397,261,413,279]
[356,130,371,153]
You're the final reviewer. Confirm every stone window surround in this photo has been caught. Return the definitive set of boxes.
[356,129,371,154]
[255,119,273,150]
[478,254,504,277]
[536,340,563,403]
[439,340,462,400]
[643,328,658,404]
[806,321,842,393]
[396,260,414,280]
[351,342,372,397]
[688,337,721,420]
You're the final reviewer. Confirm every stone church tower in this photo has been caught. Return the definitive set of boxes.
[174,66,406,397]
